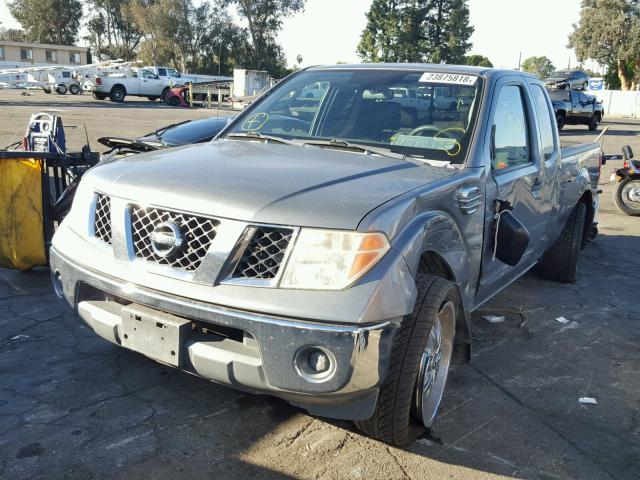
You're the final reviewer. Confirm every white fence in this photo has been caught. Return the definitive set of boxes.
[590,89,640,117]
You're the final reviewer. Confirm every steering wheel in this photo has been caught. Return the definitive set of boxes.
[267,115,311,132]
[409,126,465,140]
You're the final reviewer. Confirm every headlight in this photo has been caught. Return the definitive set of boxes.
[280,229,390,290]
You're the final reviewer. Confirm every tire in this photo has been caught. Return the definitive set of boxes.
[160,87,170,102]
[42,86,52,94]
[69,84,81,95]
[588,113,600,131]
[539,202,586,283]
[55,84,67,95]
[613,177,640,216]
[354,274,457,447]
[147,96,158,101]
[556,112,566,130]
[109,86,125,103]
[166,96,180,107]
[92,91,107,100]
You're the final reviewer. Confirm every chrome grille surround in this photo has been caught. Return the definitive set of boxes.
[231,227,294,280]
[129,205,219,271]
[94,193,112,245]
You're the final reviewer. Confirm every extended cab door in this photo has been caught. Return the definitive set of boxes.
[475,78,553,305]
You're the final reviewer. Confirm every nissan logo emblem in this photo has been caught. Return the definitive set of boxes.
[150,221,184,258]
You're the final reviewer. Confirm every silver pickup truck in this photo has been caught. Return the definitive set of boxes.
[50,64,602,446]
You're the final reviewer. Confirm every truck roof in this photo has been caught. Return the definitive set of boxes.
[307,63,537,81]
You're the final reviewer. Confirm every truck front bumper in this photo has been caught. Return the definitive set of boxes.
[49,247,398,420]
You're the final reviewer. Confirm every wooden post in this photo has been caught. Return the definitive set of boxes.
[218,89,222,109]
[189,83,193,108]
[207,88,211,109]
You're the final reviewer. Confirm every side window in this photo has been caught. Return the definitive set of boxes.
[492,85,531,170]
[158,68,166,76]
[531,85,556,160]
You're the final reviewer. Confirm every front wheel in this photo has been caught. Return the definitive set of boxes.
[55,84,67,95]
[147,96,158,101]
[354,274,457,447]
[556,112,566,130]
[588,113,600,131]
[69,83,81,95]
[613,177,640,216]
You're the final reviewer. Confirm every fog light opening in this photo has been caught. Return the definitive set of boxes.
[294,346,336,383]
[52,270,64,299]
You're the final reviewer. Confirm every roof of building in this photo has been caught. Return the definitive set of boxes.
[0,40,87,52]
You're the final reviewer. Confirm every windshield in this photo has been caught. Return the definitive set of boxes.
[549,90,570,102]
[166,68,181,78]
[224,69,483,163]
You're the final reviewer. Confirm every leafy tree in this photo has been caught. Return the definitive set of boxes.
[357,0,474,64]
[224,0,305,75]
[84,0,143,61]
[0,27,27,41]
[569,0,640,90]
[8,0,82,44]
[465,54,493,67]
[521,55,555,79]
[129,0,250,75]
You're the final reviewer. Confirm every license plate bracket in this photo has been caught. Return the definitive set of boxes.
[121,304,191,367]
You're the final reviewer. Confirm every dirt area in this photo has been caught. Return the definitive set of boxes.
[0,90,639,480]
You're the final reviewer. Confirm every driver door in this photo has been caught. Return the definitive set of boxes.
[475,79,549,305]
[141,70,161,95]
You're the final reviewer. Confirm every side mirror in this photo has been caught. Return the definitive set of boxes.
[622,145,634,161]
[495,209,530,266]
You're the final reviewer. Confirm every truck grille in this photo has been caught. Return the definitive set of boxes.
[94,194,112,245]
[129,205,219,271]
[232,227,294,280]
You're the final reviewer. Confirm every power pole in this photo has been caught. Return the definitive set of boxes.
[517,52,522,70]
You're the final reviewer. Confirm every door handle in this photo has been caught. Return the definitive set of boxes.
[531,178,542,196]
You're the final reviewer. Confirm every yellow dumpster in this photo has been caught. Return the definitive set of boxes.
[0,157,46,271]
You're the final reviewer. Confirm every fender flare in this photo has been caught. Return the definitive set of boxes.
[394,211,475,362]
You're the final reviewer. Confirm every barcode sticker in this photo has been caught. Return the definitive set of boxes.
[419,72,478,85]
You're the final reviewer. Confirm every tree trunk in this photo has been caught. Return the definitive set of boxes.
[618,59,631,91]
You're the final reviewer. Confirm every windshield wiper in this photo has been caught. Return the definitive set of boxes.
[227,132,298,146]
[303,139,405,160]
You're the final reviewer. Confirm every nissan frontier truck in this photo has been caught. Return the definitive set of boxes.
[50,64,602,446]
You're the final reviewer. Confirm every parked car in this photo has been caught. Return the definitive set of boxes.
[549,89,604,130]
[91,68,172,103]
[97,116,235,157]
[51,64,602,447]
[544,70,589,90]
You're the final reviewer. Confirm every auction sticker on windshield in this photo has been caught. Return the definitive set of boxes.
[419,72,477,85]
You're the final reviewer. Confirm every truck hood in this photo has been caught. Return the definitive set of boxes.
[87,140,455,229]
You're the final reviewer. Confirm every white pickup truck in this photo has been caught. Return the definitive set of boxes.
[92,68,173,103]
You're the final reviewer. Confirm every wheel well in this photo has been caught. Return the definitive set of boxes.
[418,251,471,363]
[579,191,594,248]
[418,251,454,281]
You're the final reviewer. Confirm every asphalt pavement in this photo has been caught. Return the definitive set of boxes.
[0,91,638,479]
